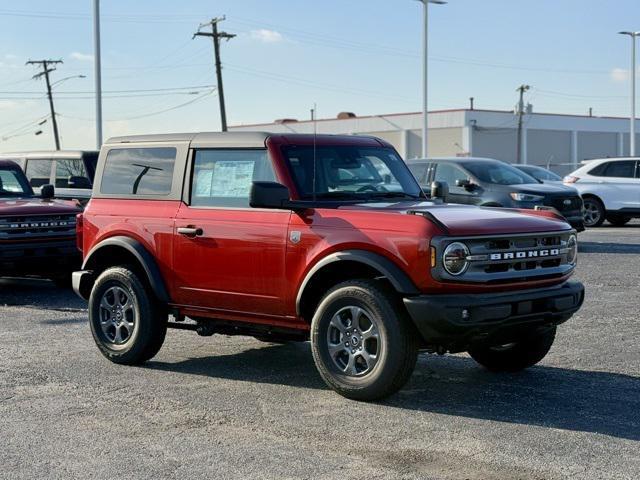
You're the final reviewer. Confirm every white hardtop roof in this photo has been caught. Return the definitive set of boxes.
[0,150,96,159]
[105,131,271,148]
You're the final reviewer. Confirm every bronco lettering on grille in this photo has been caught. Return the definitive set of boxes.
[490,249,560,261]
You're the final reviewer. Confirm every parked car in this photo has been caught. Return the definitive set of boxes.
[0,150,98,205]
[564,157,640,227]
[0,160,82,285]
[514,164,563,184]
[407,157,585,232]
[73,133,584,401]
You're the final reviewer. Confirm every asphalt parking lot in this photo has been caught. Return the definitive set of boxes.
[1,224,639,480]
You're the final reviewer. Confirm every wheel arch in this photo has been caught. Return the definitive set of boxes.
[81,236,170,303]
[295,250,419,322]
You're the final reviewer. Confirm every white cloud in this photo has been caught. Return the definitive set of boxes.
[250,29,284,43]
[611,67,629,83]
[70,52,94,62]
[4,54,18,60]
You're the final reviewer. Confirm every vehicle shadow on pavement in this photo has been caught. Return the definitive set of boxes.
[579,242,640,254]
[0,278,86,310]
[391,355,640,442]
[148,342,326,390]
[149,345,639,441]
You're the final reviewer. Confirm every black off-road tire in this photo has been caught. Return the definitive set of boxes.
[468,327,556,372]
[606,214,632,227]
[582,197,605,227]
[89,266,167,365]
[310,279,419,401]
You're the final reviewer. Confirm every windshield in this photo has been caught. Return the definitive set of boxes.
[519,166,561,181]
[0,168,31,197]
[282,145,423,200]
[464,161,538,185]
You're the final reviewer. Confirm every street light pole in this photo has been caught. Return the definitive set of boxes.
[93,0,103,149]
[417,0,446,159]
[619,31,640,156]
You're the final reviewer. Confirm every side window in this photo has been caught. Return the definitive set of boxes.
[55,158,90,188]
[434,163,468,191]
[603,161,636,178]
[408,163,429,185]
[190,149,276,208]
[101,148,176,195]
[0,170,26,193]
[25,159,53,187]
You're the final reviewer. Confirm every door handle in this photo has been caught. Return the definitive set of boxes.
[177,226,203,238]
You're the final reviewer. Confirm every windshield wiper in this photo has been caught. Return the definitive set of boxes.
[363,192,423,200]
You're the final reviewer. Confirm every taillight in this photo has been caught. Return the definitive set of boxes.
[76,213,84,252]
[563,176,579,184]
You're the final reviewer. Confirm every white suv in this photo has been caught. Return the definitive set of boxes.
[564,158,640,227]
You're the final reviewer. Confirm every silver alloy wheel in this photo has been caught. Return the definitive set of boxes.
[326,305,381,376]
[99,286,136,345]
[583,200,601,227]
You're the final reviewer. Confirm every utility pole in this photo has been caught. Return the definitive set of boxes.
[416,0,447,159]
[515,84,530,164]
[26,59,63,150]
[619,32,639,156]
[193,17,235,131]
[93,0,103,148]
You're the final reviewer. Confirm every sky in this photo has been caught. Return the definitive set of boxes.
[1,0,640,151]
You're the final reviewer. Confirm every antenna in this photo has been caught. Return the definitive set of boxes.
[311,103,317,201]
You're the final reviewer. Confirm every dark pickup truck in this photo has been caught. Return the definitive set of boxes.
[0,160,81,285]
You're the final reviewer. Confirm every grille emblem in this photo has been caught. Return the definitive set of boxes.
[563,199,572,206]
[490,249,559,260]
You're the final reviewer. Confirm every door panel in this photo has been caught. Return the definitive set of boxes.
[591,160,640,210]
[171,148,291,317]
[172,206,290,315]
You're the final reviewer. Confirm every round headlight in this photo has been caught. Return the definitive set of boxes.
[443,242,470,276]
[567,234,578,264]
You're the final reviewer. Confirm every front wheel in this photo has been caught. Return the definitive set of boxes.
[89,266,167,365]
[310,280,418,401]
[582,197,605,227]
[468,327,556,372]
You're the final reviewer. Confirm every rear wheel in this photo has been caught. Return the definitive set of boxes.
[310,279,418,401]
[468,327,556,372]
[89,266,167,365]
[606,214,632,227]
[582,197,605,227]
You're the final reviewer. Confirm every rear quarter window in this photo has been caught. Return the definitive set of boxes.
[100,147,176,195]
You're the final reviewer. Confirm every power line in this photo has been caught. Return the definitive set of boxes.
[0,84,215,95]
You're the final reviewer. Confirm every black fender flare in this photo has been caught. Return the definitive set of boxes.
[295,249,419,316]
[82,236,170,303]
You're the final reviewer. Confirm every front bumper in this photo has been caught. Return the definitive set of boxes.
[403,281,584,351]
[0,238,80,277]
[72,270,94,300]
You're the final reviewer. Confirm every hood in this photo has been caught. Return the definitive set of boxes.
[341,201,570,236]
[492,182,579,196]
[0,197,81,217]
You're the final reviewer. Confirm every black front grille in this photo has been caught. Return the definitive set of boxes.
[432,231,576,283]
[547,196,582,212]
[0,214,76,240]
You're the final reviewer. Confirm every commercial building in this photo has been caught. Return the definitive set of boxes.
[230,108,640,175]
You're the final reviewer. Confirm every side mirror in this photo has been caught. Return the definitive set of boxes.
[68,176,92,189]
[455,178,475,191]
[430,181,449,201]
[41,184,55,199]
[250,181,291,209]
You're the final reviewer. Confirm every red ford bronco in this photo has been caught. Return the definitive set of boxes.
[73,132,584,400]
[0,160,81,285]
